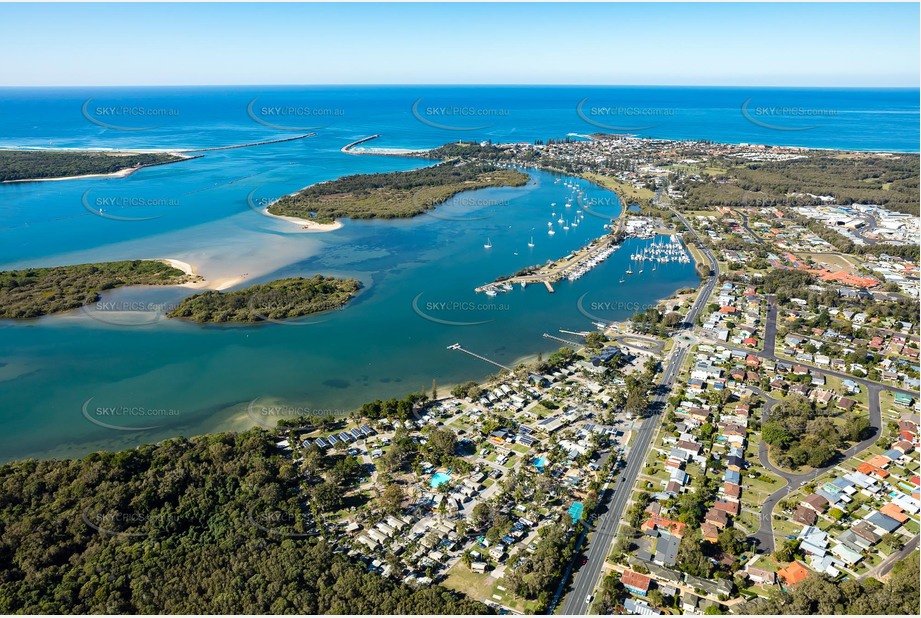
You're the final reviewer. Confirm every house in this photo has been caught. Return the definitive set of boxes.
[701,522,720,543]
[725,455,745,472]
[836,397,856,411]
[880,502,909,523]
[777,561,810,587]
[792,505,818,526]
[851,521,881,545]
[642,515,687,538]
[722,483,742,500]
[866,512,901,534]
[714,500,740,517]
[704,507,729,529]
[682,591,702,614]
[830,543,863,566]
[746,566,777,586]
[653,533,680,567]
[471,561,487,573]
[675,440,702,458]
[621,569,652,597]
[623,599,662,615]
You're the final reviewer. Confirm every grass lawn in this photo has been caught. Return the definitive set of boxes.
[772,518,803,539]
[795,252,862,273]
[746,475,784,494]
[443,563,495,601]
[489,579,542,614]
[738,510,760,532]
[581,172,655,204]
[752,553,780,572]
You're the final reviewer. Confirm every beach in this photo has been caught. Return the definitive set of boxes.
[260,207,344,233]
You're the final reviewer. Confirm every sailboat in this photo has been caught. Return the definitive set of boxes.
[548,229,555,236]
[528,236,535,248]
[563,220,570,231]
[484,238,492,249]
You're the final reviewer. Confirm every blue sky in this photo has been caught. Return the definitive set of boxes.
[1,3,918,87]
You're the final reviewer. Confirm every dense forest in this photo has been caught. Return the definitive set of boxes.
[421,141,516,162]
[0,260,192,318]
[166,276,360,324]
[680,153,919,215]
[762,394,870,470]
[0,150,186,182]
[742,552,919,615]
[0,431,491,614]
[268,162,527,222]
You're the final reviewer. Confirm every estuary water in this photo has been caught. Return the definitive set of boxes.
[0,86,916,461]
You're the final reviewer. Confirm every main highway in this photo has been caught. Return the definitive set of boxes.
[558,205,719,615]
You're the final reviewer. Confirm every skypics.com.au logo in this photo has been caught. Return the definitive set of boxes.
[81,99,180,131]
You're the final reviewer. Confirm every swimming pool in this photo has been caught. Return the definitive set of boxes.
[533,457,547,470]
[568,502,584,522]
[430,472,452,488]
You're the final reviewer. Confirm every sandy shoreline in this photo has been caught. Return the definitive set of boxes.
[153,257,258,292]
[260,207,344,233]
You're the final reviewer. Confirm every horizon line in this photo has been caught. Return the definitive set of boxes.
[1,83,919,90]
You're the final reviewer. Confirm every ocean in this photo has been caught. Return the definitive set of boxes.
[0,86,917,461]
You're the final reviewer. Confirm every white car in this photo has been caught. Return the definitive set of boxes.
[585,594,592,604]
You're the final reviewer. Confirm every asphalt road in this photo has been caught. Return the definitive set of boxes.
[558,212,718,614]
[860,534,920,580]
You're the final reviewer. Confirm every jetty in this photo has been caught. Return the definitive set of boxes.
[475,232,620,296]
[447,343,512,371]
[341,134,381,153]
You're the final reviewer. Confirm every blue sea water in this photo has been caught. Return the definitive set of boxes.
[0,86,916,462]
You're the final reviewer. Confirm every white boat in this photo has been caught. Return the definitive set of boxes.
[485,289,497,297]
[528,236,535,248]
[557,217,564,224]
[484,238,492,249]
[548,229,555,235]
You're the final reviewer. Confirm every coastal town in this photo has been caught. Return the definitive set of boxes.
[260,134,920,615]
